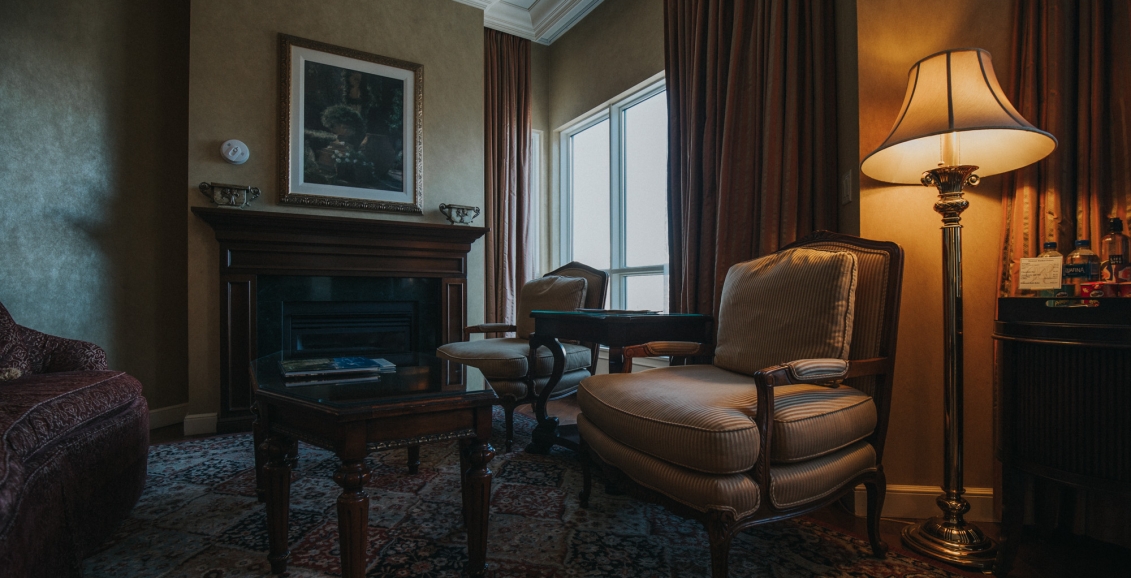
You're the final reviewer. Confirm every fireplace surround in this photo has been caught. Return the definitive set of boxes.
[193,207,486,432]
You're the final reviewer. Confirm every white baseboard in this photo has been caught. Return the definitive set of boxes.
[854,484,995,522]
[183,413,218,436]
[148,403,187,430]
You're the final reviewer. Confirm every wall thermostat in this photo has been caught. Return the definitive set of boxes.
[220,139,249,165]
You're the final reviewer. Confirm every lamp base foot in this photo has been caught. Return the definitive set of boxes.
[901,517,998,570]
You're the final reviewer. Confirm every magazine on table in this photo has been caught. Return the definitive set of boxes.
[279,356,396,378]
[283,373,385,388]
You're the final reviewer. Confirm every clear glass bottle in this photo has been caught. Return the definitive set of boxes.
[1064,240,1101,296]
[1036,242,1065,298]
[1100,217,1130,283]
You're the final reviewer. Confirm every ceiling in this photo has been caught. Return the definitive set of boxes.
[452,0,605,45]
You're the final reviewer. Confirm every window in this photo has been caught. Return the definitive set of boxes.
[559,79,669,312]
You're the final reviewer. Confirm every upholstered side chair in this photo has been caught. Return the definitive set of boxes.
[437,262,608,450]
[576,231,903,577]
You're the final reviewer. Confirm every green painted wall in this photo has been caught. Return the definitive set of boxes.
[0,0,190,410]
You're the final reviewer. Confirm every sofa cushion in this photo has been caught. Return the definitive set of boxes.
[578,364,876,474]
[0,303,30,376]
[436,338,592,380]
[713,248,857,377]
[516,276,587,339]
[0,371,143,490]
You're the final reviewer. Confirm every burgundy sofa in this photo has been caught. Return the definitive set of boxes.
[0,302,149,577]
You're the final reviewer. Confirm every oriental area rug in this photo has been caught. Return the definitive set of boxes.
[83,409,970,578]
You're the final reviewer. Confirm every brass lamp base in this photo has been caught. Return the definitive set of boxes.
[902,516,997,570]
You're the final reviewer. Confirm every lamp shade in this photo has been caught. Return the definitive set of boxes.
[860,48,1056,184]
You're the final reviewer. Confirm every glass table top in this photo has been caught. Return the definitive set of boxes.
[252,350,491,409]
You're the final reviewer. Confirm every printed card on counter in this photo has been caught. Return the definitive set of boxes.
[1019,257,1063,290]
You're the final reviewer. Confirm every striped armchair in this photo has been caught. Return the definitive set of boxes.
[576,231,904,577]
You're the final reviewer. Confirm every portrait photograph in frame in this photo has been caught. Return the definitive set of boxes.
[278,34,423,213]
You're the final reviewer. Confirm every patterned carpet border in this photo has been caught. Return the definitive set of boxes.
[84,408,974,577]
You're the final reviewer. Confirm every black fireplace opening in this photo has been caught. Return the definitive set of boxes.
[283,301,416,356]
[257,275,441,358]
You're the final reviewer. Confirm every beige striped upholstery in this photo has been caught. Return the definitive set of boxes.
[770,441,876,508]
[578,364,877,472]
[436,338,592,380]
[515,275,588,339]
[802,241,892,398]
[582,415,876,514]
[784,358,849,383]
[486,368,588,401]
[713,248,858,377]
[578,414,762,518]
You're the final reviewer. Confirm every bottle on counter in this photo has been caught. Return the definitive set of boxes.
[1100,217,1130,283]
[1036,241,1066,298]
[1064,239,1101,296]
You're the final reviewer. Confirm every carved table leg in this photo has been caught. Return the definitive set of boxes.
[526,334,566,454]
[407,444,420,474]
[607,346,625,374]
[262,434,292,574]
[334,459,371,578]
[463,440,495,578]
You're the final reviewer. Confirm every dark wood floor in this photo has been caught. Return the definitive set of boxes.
[149,401,1130,578]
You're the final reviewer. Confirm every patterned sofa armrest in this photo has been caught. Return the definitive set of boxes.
[18,326,108,373]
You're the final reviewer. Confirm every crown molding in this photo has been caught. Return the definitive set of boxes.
[453,0,605,45]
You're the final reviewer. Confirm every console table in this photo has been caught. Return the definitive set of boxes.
[526,310,713,453]
[993,298,1131,576]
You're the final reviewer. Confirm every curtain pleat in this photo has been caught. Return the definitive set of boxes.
[665,0,838,319]
[484,29,532,326]
[999,0,1127,296]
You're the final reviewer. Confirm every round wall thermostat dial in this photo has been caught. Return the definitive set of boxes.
[220,139,249,165]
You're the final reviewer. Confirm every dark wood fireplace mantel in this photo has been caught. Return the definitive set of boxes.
[193,207,487,432]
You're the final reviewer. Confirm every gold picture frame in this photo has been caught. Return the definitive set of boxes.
[278,34,423,213]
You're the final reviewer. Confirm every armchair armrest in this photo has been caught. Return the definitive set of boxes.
[462,323,517,341]
[756,358,849,386]
[622,341,714,372]
[18,326,108,372]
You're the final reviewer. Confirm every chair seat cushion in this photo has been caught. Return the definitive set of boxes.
[436,338,591,380]
[578,364,877,474]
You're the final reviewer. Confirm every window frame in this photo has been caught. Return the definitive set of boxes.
[558,76,668,310]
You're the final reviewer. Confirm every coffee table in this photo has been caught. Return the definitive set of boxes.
[250,351,497,578]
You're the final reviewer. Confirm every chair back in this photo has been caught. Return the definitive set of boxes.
[544,262,609,375]
[546,262,609,311]
[780,231,904,459]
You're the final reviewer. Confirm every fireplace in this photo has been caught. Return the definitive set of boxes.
[193,207,486,432]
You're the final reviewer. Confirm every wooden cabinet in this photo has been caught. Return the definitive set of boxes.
[993,298,1131,575]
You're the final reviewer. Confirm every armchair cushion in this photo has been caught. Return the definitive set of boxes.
[436,337,592,380]
[578,364,877,473]
[714,248,857,377]
[515,275,588,339]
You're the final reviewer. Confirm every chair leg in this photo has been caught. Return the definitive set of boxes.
[578,436,591,508]
[864,469,889,558]
[706,512,733,578]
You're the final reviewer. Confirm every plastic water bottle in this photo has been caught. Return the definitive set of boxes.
[1064,240,1101,296]
[1100,217,1130,283]
[1036,242,1065,298]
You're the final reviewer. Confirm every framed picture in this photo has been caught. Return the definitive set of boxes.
[278,34,423,213]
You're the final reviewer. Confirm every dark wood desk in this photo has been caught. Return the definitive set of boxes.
[251,352,497,578]
[526,310,713,453]
[993,298,1131,576]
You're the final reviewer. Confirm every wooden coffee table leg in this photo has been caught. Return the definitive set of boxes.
[463,440,495,578]
[333,458,371,578]
[262,434,292,574]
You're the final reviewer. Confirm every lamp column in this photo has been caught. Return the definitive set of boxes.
[901,165,998,569]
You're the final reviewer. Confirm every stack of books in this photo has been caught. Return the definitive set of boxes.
[279,356,396,387]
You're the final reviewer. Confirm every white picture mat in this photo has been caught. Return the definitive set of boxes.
[288,45,415,203]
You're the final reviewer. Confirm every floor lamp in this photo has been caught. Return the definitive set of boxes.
[860,48,1056,569]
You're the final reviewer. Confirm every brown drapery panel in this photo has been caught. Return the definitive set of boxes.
[999,0,1131,296]
[484,29,532,326]
[665,0,838,318]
